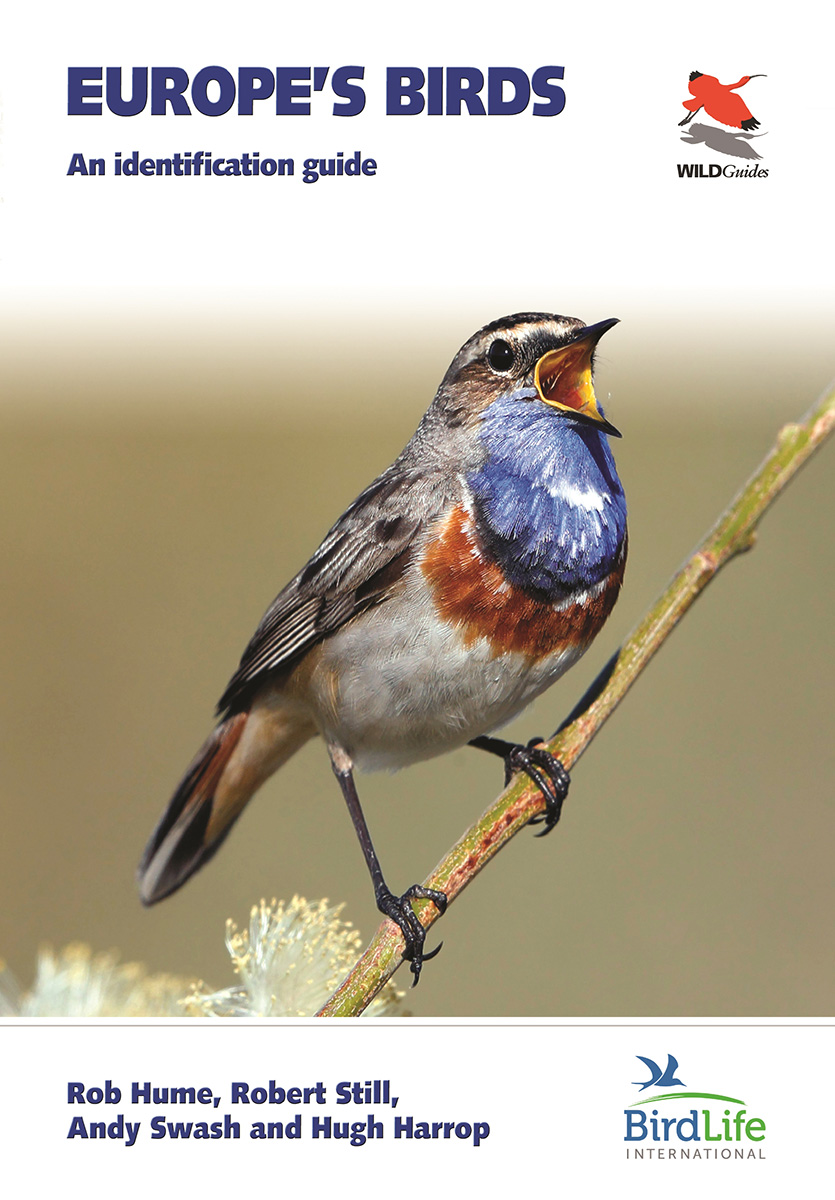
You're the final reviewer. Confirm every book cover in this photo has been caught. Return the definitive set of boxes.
[1,1,832,1190]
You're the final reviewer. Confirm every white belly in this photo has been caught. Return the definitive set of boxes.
[307,582,583,771]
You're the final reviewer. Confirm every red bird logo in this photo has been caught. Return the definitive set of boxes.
[679,71,766,130]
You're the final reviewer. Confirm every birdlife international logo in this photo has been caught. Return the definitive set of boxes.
[623,1053,768,1162]
[676,70,768,178]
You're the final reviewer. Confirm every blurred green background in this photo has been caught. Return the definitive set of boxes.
[0,310,832,1016]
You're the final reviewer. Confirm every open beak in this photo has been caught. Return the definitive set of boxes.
[534,317,621,437]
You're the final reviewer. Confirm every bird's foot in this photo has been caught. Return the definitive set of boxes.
[486,736,571,835]
[375,883,447,986]
[508,738,570,836]
[465,729,571,835]
[469,735,571,834]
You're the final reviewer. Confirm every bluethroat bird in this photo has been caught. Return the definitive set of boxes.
[138,313,627,981]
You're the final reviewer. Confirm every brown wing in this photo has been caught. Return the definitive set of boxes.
[217,465,451,715]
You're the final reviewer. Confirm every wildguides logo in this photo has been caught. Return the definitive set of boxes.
[624,1054,767,1162]
[676,70,768,178]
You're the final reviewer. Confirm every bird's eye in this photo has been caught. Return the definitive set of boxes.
[488,339,515,372]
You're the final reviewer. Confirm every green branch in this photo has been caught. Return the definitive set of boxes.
[317,383,835,1018]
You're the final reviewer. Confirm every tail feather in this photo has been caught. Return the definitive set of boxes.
[138,712,249,905]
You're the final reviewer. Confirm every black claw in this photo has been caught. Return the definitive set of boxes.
[420,940,444,963]
[522,739,570,834]
[376,884,446,985]
[469,734,571,836]
[505,737,570,833]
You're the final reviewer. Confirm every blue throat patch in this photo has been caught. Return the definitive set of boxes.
[468,392,627,600]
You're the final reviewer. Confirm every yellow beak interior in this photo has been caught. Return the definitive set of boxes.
[534,338,605,423]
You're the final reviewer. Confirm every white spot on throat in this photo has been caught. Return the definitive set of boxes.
[547,480,610,511]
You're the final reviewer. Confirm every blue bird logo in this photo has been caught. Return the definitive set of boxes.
[633,1054,686,1092]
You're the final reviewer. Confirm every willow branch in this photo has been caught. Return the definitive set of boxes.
[317,383,835,1018]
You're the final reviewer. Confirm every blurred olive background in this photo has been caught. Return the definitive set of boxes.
[1,307,832,1016]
